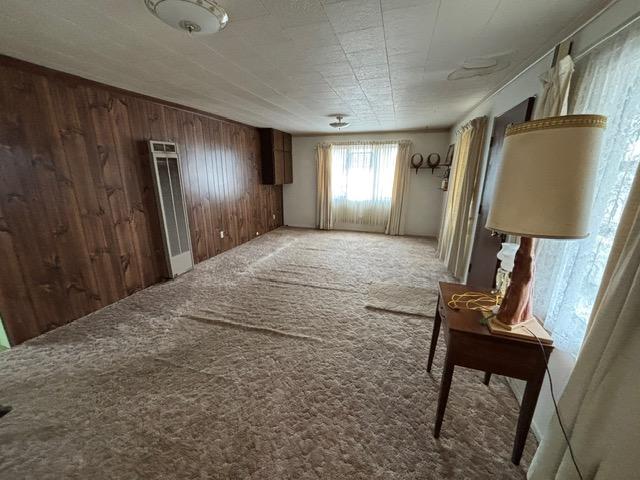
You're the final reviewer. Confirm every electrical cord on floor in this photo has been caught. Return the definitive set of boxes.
[524,326,584,480]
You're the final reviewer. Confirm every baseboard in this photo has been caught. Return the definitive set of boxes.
[283,222,315,229]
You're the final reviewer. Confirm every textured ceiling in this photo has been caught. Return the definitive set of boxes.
[0,0,611,133]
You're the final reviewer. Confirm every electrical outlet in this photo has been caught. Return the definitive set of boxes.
[219,230,224,239]
[272,214,276,220]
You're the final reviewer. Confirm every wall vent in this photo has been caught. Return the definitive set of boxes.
[148,140,194,277]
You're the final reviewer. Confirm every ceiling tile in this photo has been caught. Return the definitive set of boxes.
[225,14,292,45]
[324,0,382,33]
[388,51,426,68]
[346,48,388,68]
[427,0,502,61]
[217,0,269,21]
[337,27,385,53]
[324,73,360,88]
[317,61,355,77]
[260,0,328,28]
[297,44,348,65]
[283,22,340,49]
[353,64,390,81]
[381,0,436,11]
[0,0,612,133]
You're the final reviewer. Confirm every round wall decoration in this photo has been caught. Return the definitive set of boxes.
[410,153,424,174]
[427,153,441,171]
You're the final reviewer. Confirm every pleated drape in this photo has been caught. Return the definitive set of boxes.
[528,166,640,480]
[436,116,487,279]
[316,143,333,230]
[385,141,412,235]
[529,23,640,479]
[533,54,575,119]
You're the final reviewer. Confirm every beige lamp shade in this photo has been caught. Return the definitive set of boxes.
[486,114,607,238]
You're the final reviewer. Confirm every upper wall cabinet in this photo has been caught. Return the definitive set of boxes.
[260,128,293,185]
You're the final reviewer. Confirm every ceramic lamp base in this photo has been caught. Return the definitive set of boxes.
[496,236,535,326]
[487,315,553,345]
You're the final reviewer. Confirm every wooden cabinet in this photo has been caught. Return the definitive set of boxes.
[284,150,293,184]
[260,128,293,185]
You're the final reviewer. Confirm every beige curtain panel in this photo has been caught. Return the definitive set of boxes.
[437,116,487,279]
[533,54,575,119]
[316,143,333,230]
[528,167,640,480]
[385,141,412,235]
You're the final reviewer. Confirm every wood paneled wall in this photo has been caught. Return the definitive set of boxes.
[0,56,283,345]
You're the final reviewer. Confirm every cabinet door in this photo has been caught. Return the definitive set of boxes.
[274,149,285,185]
[284,150,293,184]
[272,130,284,151]
[283,133,292,152]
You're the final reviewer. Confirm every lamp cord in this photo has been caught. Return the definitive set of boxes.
[447,292,500,313]
[523,326,584,480]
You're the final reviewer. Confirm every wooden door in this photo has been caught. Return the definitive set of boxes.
[467,97,535,288]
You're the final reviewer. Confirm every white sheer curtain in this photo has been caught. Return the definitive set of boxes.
[331,141,398,231]
[533,22,640,357]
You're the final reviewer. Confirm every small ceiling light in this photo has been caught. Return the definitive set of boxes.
[329,114,350,129]
[145,0,229,35]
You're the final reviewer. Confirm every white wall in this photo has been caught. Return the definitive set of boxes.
[284,131,450,237]
[446,0,640,441]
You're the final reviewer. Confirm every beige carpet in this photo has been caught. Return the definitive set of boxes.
[0,228,536,479]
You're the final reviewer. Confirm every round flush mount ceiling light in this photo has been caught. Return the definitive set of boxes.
[329,114,350,129]
[145,0,229,35]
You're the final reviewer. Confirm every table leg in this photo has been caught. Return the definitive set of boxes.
[433,351,454,438]
[512,371,545,465]
[427,296,441,373]
[483,372,492,385]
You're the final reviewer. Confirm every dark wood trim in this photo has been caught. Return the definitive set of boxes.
[0,54,252,129]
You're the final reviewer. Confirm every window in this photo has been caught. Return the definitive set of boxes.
[330,142,398,229]
[534,24,640,356]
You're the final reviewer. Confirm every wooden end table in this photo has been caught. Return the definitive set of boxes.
[427,282,553,465]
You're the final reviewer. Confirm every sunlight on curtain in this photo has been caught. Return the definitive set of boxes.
[534,23,640,357]
[331,142,398,229]
[437,116,487,279]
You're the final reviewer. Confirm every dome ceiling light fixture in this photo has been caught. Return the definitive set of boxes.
[329,114,350,129]
[145,0,229,35]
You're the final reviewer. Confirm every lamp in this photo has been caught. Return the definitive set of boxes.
[145,0,229,35]
[486,114,607,331]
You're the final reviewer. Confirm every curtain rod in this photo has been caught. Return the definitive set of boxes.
[574,10,640,61]
[318,139,411,146]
